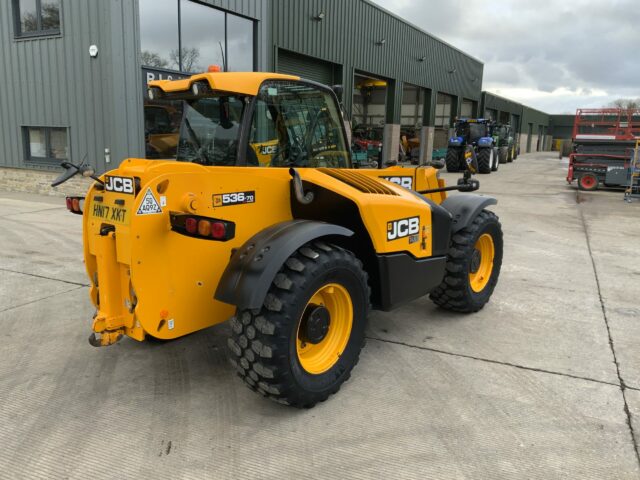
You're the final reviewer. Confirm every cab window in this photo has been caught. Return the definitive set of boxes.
[248,81,349,168]
[177,96,245,166]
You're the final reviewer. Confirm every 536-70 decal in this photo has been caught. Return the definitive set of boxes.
[213,191,256,207]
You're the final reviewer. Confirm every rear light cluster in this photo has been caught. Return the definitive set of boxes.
[170,213,235,241]
[65,196,85,215]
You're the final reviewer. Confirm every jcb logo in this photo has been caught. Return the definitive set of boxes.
[105,176,134,195]
[260,145,278,155]
[387,216,420,241]
[382,176,413,190]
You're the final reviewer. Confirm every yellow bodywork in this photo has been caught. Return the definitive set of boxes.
[149,72,300,96]
[83,160,446,345]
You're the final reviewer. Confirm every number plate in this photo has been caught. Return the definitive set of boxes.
[91,200,130,225]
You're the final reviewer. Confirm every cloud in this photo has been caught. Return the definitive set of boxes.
[371,0,640,113]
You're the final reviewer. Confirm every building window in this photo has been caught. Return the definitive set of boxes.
[13,0,61,38]
[139,0,255,74]
[24,127,68,163]
[435,93,453,128]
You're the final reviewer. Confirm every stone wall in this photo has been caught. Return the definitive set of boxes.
[0,167,92,197]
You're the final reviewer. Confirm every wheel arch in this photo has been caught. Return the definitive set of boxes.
[441,194,498,234]
[215,220,353,310]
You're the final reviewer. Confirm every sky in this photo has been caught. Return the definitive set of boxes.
[370,0,640,113]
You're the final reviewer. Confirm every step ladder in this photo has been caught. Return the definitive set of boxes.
[625,140,640,202]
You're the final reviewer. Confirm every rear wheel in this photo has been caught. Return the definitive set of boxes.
[491,148,499,172]
[228,242,370,408]
[578,173,599,191]
[445,148,461,172]
[507,146,514,162]
[498,146,509,164]
[477,148,492,174]
[430,210,503,313]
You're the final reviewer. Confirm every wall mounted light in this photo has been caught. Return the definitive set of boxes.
[313,12,325,21]
[376,39,386,46]
[448,67,457,74]
[419,56,427,62]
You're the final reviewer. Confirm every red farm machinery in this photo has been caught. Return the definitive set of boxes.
[566,108,640,191]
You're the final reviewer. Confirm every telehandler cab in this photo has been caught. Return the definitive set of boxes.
[54,72,503,408]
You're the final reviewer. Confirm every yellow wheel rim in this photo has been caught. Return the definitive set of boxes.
[296,283,353,375]
[469,233,495,293]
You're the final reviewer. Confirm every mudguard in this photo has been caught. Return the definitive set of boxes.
[215,220,353,310]
[441,194,497,234]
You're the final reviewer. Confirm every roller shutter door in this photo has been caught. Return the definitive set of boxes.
[277,49,337,85]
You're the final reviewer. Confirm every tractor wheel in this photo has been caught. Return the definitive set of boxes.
[477,148,492,174]
[228,242,370,408]
[498,146,509,164]
[430,210,503,313]
[507,146,514,162]
[491,148,500,171]
[578,173,599,191]
[445,148,460,172]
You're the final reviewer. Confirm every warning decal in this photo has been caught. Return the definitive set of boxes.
[136,188,162,215]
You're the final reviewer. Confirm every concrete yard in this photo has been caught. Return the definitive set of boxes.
[0,152,639,479]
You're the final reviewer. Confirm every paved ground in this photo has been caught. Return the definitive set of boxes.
[1,152,639,479]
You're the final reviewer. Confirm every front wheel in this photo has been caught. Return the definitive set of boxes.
[491,148,500,172]
[578,173,599,191]
[445,148,461,172]
[430,210,503,313]
[498,146,509,164]
[228,242,370,408]
[477,148,492,174]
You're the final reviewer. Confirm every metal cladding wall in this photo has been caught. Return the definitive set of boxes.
[0,0,144,173]
[270,0,484,123]
[481,92,523,117]
[549,114,575,139]
[521,106,550,128]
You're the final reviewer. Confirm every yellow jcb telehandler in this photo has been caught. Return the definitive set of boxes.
[53,72,502,408]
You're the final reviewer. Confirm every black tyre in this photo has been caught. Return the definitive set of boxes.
[477,148,492,174]
[430,210,503,313]
[507,145,514,162]
[445,148,461,172]
[578,173,599,191]
[491,148,499,172]
[498,146,509,164]
[228,242,370,408]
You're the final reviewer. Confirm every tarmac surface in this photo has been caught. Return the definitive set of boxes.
[1,152,639,479]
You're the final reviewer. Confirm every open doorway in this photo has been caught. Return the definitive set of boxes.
[351,73,387,167]
[399,83,423,164]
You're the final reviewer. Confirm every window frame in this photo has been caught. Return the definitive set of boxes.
[23,126,70,164]
[139,0,255,73]
[13,0,62,39]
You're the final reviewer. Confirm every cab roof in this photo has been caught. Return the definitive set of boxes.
[148,71,301,96]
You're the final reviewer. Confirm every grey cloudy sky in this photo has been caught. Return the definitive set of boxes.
[371,0,640,113]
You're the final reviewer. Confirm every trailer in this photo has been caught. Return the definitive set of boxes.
[566,108,640,191]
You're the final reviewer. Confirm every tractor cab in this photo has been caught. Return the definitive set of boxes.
[450,118,493,147]
[159,75,351,169]
[446,119,499,174]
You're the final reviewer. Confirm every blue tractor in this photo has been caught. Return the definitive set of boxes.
[445,118,499,174]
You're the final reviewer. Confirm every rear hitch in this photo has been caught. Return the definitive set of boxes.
[89,330,124,347]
